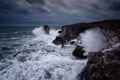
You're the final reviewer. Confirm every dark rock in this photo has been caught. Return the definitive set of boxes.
[52,20,120,80]
[72,46,87,59]
[53,20,120,45]
[79,45,120,80]
[43,25,50,34]
[53,36,65,46]
[102,29,120,45]
[58,31,62,33]
[70,41,76,45]
[87,52,103,64]
[103,48,120,64]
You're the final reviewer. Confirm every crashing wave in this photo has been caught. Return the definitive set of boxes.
[0,26,87,80]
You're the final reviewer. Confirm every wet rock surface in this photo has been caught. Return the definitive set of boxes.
[43,25,50,34]
[79,45,120,80]
[52,20,120,80]
[72,46,87,59]
[53,20,120,45]
[53,36,65,45]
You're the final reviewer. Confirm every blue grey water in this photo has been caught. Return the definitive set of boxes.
[0,26,87,80]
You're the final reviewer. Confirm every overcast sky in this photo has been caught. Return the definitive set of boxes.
[0,0,120,26]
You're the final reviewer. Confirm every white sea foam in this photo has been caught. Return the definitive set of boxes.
[0,26,87,80]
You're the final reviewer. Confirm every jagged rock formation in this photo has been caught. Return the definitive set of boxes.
[53,20,120,45]
[79,45,120,80]
[53,20,120,80]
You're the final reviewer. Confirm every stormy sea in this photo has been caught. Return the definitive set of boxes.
[0,26,87,80]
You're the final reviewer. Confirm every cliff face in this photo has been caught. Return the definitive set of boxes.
[53,20,120,80]
[53,20,120,45]
[79,44,120,80]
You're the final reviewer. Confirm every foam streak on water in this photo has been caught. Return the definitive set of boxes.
[0,27,87,80]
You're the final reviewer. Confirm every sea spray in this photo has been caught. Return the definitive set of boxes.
[80,27,108,54]
[32,27,46,36]
[0,26,87,80]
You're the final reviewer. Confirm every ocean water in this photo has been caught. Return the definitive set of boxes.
[0,26,87,80]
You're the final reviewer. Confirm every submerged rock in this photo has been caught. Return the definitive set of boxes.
[70,41,76,45]
[72,46,87,59]
[58,30,62,34]
[43,25,50,34]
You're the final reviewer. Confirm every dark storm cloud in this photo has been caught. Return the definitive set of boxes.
[106,0,120,11]
[0,0,120,26]
[0,0,29,14]
[26,0,45,5]
[0,0,47,14]
[91,0,120,11]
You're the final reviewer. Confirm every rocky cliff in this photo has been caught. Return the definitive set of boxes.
[79,44,120,80]
[53,20,120,80]
[53,20,120,46]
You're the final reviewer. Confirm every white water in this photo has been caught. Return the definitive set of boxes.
[80,27,108,54]
[0,27,87,80]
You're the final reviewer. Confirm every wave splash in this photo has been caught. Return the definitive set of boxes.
[0,27,87,80]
